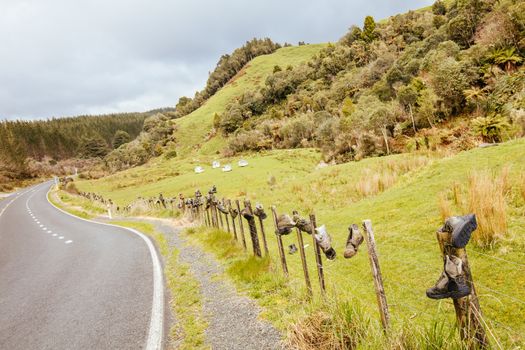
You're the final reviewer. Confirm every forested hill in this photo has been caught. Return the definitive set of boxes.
[0,113,148,184]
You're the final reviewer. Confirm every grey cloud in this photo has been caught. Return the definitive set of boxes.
[0,0,433,120]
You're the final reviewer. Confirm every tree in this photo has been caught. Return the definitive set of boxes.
[472,113,510,142]
[79,136,109,158]
[429,57,471,115]
[464,87,487,115]
[112,130,131,149]
[362,16,378,43]
[432,1,447,15]
[490,48,523,72]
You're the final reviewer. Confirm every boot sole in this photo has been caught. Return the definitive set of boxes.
[452,215,477,248]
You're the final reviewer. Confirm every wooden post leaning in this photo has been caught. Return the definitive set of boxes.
[309,214,325,295]
[255,206,270,256]
[270,206,289,277]
[235,199,247,251]
[243,200,262,257]
[436,227,488,348]
[227,200,238,241]
[362,220,390,332]
[293,211,312,298]
[223,199,231,234]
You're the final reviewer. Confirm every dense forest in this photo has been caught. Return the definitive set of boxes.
[213,0,525,162]
[0,113,148,186]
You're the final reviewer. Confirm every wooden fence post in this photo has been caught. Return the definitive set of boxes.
[436,227,488,348]
[235,200,247,251]
[295,225,312,298]
[255,209,270,256]
[227,200,238,241]
[271,206,288,277]
[310,214,325,295]
[223,199,231,233]
[362,220,390,332]
[244,200,262,257]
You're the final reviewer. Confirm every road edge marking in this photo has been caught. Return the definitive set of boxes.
[45,184,164,350]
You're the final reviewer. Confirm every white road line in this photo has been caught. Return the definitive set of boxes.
[65,240,73,244]
[39,224,44,228]
[46,185,164,350]
[47,230,52,233]
[58,236,64,240]
[52,234,58,237]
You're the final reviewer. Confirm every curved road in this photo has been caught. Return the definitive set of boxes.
[0,182,164,350]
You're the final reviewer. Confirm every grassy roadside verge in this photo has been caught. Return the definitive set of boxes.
[182,227,464,349]
[49,188,209,350]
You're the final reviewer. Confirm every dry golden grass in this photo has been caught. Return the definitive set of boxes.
[286,301,370,350]
[354,156,430,199]
[465,170,508,247]
[438,193,453,222]
[518,174,525,201]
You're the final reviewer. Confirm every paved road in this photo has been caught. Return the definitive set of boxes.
[0,182,164,350]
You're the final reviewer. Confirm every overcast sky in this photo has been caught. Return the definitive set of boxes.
[0,0,433,120]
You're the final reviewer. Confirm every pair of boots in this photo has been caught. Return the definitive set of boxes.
[426,214,477,300]
[276,213,313,235]
[426,255,471,299]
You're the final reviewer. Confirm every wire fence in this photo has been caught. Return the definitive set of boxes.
[70,183,524,348]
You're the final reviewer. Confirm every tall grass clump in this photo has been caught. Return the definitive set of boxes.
[465,170,508,247]
[287,301,371,350]
[438,193,453,222]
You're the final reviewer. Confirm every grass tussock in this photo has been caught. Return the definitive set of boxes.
[438,193,453,222]
[355,156,431,199]
[287,301,371,350]
[465,170,508,248]
[287,298,465,350]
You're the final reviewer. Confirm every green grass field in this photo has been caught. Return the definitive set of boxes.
[73,44,525,348]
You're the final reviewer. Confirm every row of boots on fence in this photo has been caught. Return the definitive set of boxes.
[276,214,365,261]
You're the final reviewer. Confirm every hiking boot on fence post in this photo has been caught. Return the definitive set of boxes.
[253,203,268,220]
[439,214,477,248]
[292,211,313,234]
[217,202,228,214]
[276,214,296,235]
[344,224,364,259]
[426,255,471,300]
[314,225,337,260]
[289,244,298,254]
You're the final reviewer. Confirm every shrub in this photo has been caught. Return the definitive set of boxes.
[471,113,510,143]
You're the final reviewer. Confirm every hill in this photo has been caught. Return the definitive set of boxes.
[64,0,525,347]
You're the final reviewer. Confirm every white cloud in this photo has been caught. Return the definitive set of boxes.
[0,0,433,120]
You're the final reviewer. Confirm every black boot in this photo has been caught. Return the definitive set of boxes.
[288,244,298,254]
[426,255,471,299]
[440,214,477,248]
[344,224,364,259]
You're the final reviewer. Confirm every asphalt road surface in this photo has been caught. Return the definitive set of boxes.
[0,182,164,350]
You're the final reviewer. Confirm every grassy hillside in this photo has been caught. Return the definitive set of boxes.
[71,37,525,346]
[76,137,525,347]
[173,44,327,157]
